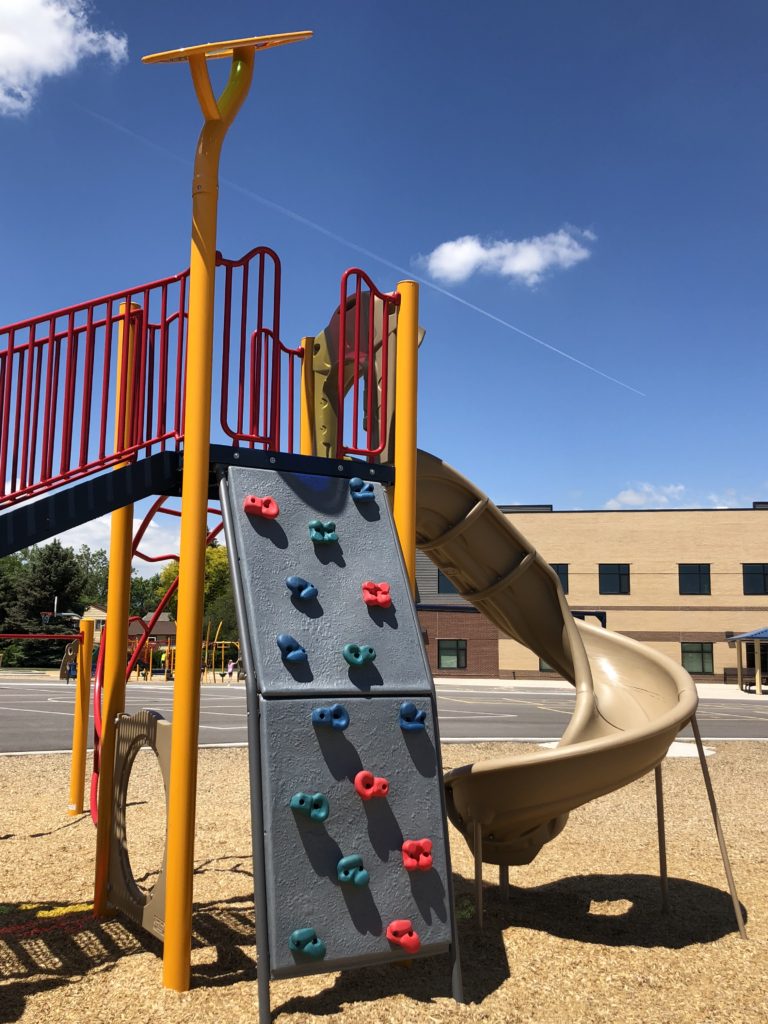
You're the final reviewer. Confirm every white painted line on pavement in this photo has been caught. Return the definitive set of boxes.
[0,704,72,717]
[439,712,518,719]
[441,736,560,743]
[0,748,90,756]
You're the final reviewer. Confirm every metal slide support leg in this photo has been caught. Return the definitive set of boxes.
[654,765,669,913]
[690,715,748,939]
[474,823,484,928]
[499,864,510,901]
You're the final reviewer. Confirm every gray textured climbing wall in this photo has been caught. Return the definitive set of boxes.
[227,468,433,695]
[224,465,457,980]
[260,695,451,974]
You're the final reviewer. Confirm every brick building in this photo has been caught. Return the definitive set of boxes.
[415,502,768,684]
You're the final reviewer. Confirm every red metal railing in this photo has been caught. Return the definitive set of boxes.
[0,249,392,511]
[336,268,399,459]
[0,266,189,508]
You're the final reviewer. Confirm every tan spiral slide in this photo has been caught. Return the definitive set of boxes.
[415,449,699,883]
[307,300,743,936]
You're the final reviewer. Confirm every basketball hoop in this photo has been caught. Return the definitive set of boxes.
[41,611,53,627]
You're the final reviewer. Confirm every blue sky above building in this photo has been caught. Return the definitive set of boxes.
[1,1,766,568]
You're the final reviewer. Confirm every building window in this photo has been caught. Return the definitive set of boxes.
[550,563,569,594]
[599,563,630,595]
[437,570,459,595]
[745,642,768,674]
[743,563,768,595]
[679,564,711,595]
[539,658,556,673]
[438,639,467,669]
[681,642,714,674]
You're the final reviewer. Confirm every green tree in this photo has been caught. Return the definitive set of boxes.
[0,552,27,667]
[153,546,237,641]
[130,570,164,617]
[78,545,110,608]
[0,541,84,667]
[0,552,25,629]
[156,561,180,617]
[13,541,85,623]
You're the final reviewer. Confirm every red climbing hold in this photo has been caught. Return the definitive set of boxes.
[243,494,280,519]
[354,769,389,800]
[386,919,421,953]
[401,838,433,872]
[362,581,392,608]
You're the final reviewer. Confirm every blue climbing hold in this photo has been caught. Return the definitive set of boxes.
[277,633,307,662]
[399,701,427,732]
[289,927,326,959]
[290,791,330,822]
[349,477,375,502]
[343,643,376,667]
[337,854,370,887]
[286,575,318,600]
[311,703,350,730]
[308,519,338,543]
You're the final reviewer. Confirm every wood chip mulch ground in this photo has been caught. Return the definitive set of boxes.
[1,741,766,1024]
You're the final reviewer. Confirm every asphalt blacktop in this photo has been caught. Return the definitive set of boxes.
[2,667,767,702]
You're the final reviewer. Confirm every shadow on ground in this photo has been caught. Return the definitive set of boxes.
[0,900,156,1024]
[275,871,747,1016]
[0,870,746,1022]
[491,872,745,949]
[0,854,258,1023]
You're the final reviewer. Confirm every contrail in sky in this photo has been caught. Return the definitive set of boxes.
[78,106,645,397]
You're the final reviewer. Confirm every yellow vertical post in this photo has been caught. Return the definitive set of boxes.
[300,335,314,455]
[392,281,419,595]
[162,51,254,996]
[140,30,311,994]
[93,301,139,914]
[68,617,95,815]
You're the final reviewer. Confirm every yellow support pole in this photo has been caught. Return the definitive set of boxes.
[392,281,419,595]
[300,335,314,455]
[161,48,254,996]
[141,30,311,993]
[68,617,94,815]
[93,301,139,914]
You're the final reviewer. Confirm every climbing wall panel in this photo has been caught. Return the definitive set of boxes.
[260,694,451,975]
[222,462,458,992]
[226,467,432,695]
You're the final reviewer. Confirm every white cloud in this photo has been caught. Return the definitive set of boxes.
[604,483,686,510]
[47,512,182,578]
[706,489,739,509]
[0,0,127,116]
[419,228,594,287]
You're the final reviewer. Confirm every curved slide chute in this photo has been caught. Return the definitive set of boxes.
[415,449,698,868]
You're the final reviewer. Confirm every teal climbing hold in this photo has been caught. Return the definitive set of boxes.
[290,791,329,822]
[337,854,370,887]
[343,643,376,667]
[289,927,326,959]
[308,519,338,543]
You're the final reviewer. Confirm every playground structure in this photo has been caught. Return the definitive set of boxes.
[0,28,746,1023]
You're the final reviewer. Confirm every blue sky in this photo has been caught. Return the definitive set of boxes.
[2,1,767,566]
